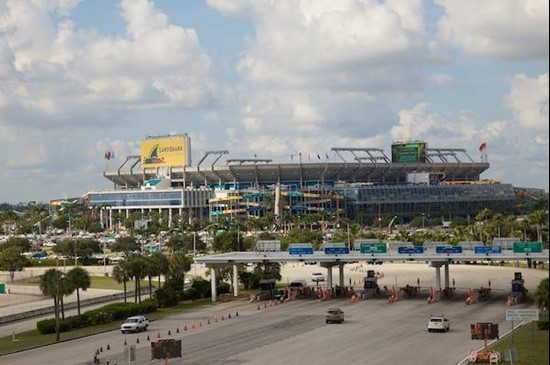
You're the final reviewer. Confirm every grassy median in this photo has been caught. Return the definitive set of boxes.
[14,275,155,291]
[469,323,549,365]
[0,299,211,356]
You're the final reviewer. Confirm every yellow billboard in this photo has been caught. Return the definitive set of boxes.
[140,135,190,168]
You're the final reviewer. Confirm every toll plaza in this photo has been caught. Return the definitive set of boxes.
[194,239,549,302]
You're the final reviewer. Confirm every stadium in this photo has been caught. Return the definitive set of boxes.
[76,134,525,228]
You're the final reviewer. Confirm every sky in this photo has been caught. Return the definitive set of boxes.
[0,0,548,203]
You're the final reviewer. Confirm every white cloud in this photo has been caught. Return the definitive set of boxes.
[0,0,217,201]
[428,73,453,86]
[436,0,549,59]
[391,72,549,188]
[209,0,442,159]
[506,73,549,131]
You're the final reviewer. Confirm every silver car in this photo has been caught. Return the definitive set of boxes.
[326,308,344,324]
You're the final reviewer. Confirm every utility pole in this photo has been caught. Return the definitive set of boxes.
[55,259,60,342]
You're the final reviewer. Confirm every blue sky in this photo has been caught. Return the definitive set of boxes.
[0,0,548,203]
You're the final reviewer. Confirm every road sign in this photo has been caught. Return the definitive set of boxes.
[398,246,424,254]
[506,309,540,321]
[288,245,314,255]
[436,246,463,254]
[471,323,499,340]
[474,246,502,254]
[360,243,387,254]
[151,339,182,360]
[325,246,350,255]
[513,241,542,253]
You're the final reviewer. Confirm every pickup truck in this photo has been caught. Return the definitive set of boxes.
[120,316,149,333]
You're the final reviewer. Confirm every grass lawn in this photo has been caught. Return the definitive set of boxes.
[0,299,212,356]
[14,275,156,291]
[469,323,549,365]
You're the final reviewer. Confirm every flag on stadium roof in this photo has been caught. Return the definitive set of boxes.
[479,142,487,152]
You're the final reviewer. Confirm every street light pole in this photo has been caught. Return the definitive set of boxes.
[55,258,60,342]
[346,222,350,250]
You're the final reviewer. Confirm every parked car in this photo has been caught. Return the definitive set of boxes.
[326,308,344,324]
[427,315,450,332]
[274,289,285,301]
[311,272,325,283]
[120,316,149,334]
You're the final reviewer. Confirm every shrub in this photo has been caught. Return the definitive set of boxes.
[140,298,159,313]
[218,282,230,295]
[153,287,180,308]
[537,321,549,330]
[181,287,200,301]
[191,278,211,299]
[36,318,72,334]
[36,301,159,334]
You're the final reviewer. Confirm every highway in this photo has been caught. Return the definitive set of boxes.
[1,264,546,365]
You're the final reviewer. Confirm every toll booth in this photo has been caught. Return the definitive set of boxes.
[258,279,277,301]
[510,272,527,303]
[363,270,380,298]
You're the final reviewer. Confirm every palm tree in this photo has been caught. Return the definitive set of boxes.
[144,256,158,299]
[169,252,192,290]
[112,260,130,303]
[529,210,548,242]
[39,269,62,341]
[59,276,74,319]
[126,254,147,303]
[152,252,170,287]
[66,267,91,315]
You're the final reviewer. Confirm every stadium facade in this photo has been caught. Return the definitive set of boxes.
[82,135,517,228]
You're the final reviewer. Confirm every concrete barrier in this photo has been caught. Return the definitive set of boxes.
[0,291,138,325]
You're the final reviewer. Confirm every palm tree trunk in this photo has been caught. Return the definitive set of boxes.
[134,278,138,303]
[123,279,127,303]
[138,278,142,303]
[148,275,153,298]
[76,288,81,316]
[60,295,65,319]
[54,296,59,341]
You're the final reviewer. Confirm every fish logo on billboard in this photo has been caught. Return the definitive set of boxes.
[143,144,164,165]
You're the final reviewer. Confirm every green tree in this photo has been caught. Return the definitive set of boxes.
[39,269,63,341]
[126,254,147,303]
[169,252,193,290]
[280,228,323,250]
[535,278,549,310]
[112,260,130,303]
[529,210,548,242]
[53,238,101,264]
[0,237,32,253]
[66,267,91,315]
[111,236,140,255]
[0,246,29,281]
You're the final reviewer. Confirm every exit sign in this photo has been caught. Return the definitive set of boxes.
[513,241,542,253]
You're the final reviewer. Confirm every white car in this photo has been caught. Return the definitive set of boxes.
[311,272,325,283]
[120,316,149,334]
[427,315,450,332]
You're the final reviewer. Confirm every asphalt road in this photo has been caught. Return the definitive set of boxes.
[1,291,536,365]
[1,264,546,365]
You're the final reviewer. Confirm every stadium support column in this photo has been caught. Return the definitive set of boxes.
[327,265,333,289]
[168,208,172,228]
[109,208,113,229]
[444,264,450,290]
[435,265,441,292]
[339,263,344,289]
[100,209,103,229]
[233,264,239,297]
[210,267,217,302]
